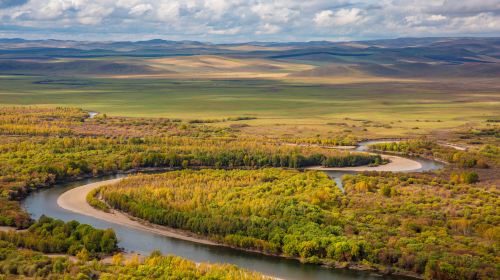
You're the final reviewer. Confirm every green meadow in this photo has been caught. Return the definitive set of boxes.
[0,75,498,136]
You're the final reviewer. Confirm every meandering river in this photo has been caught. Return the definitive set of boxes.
[22,141,443,280]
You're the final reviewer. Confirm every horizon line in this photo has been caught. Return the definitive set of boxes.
[0,35,499,45]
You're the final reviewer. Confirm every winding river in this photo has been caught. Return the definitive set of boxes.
[22,141,443,280]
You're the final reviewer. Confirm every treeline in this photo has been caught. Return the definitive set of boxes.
[94,169,499,279]
[0,124,73,136]
[0,107,85,136]
[99,252,270,280]
[283,136,358,146]
[369,139,493,168]
[0,241,269,280]
[0,215,118,257]
[323,153,383,167]
[0,106,231,138]
[1,136,380,199]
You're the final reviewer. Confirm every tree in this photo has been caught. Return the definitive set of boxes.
[100,229,118,253]
[125,254,140,267]
[77,248,90,262]
[379,185,392,197]
[112,253,124,266]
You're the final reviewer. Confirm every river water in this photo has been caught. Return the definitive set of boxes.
[22,142,443,280]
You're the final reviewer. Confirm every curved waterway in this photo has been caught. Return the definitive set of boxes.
[22,141,443,280]
[325,140,444,191]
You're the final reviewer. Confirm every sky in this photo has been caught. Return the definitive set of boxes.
[0,0,499,42]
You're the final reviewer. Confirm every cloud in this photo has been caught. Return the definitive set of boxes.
[255,23,281,35]
[314,10,334,27]
[194,0,237,21]
[0,1,498,42]
[251,3,298,23]
[77,3,114,25]
[314,8,364,27]
[204,0,232,18]
[155,1,180,22]
[208,26,241,35]
[405,14,447,27]
[129,4,152,17]
[36,0,67,20]
[451,12,500,32]
[428,15,446,21]
[429,0,500,16]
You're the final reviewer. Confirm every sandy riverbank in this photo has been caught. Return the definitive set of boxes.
[0,226,18,232]
[55,164,427,280]
[286,141,423,172]
[57,178,218,246]
[57,153,422,245]
[307,154,422,172]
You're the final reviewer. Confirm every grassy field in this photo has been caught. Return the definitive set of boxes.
[0,75,498,137]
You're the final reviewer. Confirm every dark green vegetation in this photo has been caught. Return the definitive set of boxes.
[94,168,499,279]
[0,242,268,280]
[0,216,118,257]
[0,107,376,228]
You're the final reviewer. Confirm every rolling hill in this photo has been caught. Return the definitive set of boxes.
[0,37,498,79]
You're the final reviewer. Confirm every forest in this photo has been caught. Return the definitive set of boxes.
[0,106,498,280]
[0,241,268,279]
[94,168,499,279]
[0,216,118,257]
[0,213,267,279]
[0,107,380,229]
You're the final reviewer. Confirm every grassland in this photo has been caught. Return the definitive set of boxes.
[0,75,498,138]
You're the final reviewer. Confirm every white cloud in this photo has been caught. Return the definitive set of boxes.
[208,26,241,35]
[77,3,114,25]
[314,10,334,27]
[0,0,498,41]
[428,14,446,21]
[155,1,180,22]
[452,12,500,32]
[314,8,364,27]
[251,3,298,23]
[255,23,281,35]
[202,0,233,19]
[116,0,142,8]
[37,0,67,20]
[129,3,152,17]
[405,14,447,26]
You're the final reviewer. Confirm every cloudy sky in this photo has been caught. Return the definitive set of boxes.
[0,0,499,42]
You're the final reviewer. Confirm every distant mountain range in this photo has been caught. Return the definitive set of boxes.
[0,37,498,78]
